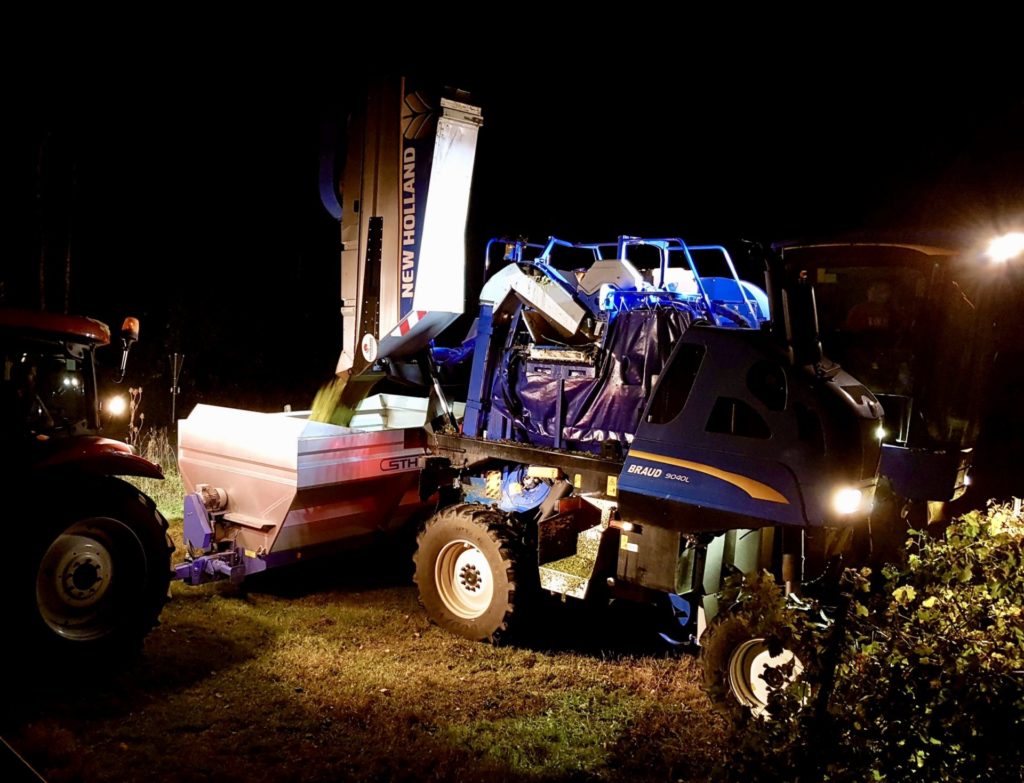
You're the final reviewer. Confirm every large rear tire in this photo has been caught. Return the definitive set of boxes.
[413,504,522,642]
[18,478,174,662]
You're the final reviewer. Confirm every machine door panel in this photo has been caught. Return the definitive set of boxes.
[626,327,809,527]
[619,440,804,527]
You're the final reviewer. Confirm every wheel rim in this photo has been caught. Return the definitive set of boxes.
[727,637,805,714]
[435,539,494,620]
[35,518,145,641]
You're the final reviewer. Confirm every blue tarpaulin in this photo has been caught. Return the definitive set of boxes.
[491,306,693,453]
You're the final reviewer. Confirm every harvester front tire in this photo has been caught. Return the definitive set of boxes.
[17,478,174,664]
[414,504,521,643]
[700,611,808,724]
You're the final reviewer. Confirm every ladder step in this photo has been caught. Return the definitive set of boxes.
[538,522,605,599]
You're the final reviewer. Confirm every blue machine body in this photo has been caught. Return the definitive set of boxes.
[456,235,880,533]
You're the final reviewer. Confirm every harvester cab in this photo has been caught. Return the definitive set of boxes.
[776,241,987,545]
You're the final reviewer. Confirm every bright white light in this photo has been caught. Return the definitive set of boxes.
[833,487,862,516]
[62,377,72,387]
[106,396,128,416]
[987,232,1024,263]
[875,425,887,440]
[963,475,972,487]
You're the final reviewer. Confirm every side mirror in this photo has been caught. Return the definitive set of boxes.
[115,317,140,383]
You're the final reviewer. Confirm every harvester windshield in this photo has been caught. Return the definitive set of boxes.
[814,264,928,395]
[778,242,985,454]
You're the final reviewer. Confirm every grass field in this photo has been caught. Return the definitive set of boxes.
[4,510,728,783]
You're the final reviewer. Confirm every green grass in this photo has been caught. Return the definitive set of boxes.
[127,427,185,521]
[3,470,728,782]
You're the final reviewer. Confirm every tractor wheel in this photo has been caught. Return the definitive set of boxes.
[18,478,174,663]
[700,611,808,723]
[413,504,523,643]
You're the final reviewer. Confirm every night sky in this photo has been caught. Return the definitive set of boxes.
[4,50,1023,427]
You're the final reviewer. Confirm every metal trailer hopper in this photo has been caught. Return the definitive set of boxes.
[176,395,437,584]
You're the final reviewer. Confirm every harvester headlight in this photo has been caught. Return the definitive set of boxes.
[875,425,887,441]
[832,487,863,516]
[987,232,1024,263]
[106,395,128,416]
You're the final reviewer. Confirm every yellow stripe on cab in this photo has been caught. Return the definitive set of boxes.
[627,450,789,504]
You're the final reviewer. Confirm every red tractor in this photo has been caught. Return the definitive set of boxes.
[1,308,173,661]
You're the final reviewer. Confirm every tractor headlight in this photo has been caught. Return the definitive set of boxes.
[106,395,128,416]
[832,487,863,516]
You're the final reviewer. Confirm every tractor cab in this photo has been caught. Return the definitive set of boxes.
[0,310,112,442]
[0,309,138,445]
